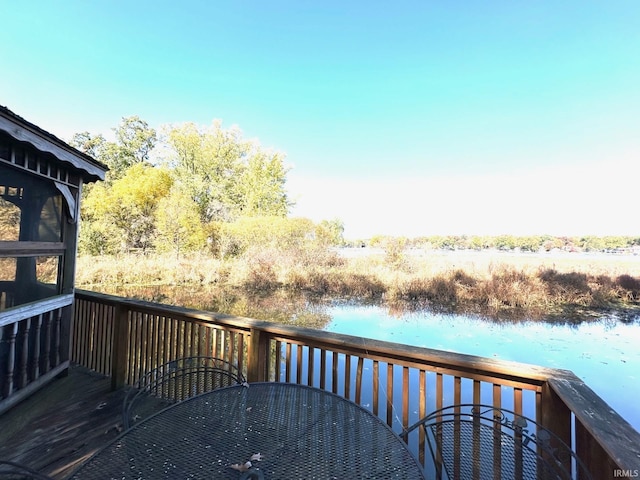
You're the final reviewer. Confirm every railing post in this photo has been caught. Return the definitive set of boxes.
[110,304,130,390]
[575,417,619,480]
[539,381,572,474]
[247,327,269,382]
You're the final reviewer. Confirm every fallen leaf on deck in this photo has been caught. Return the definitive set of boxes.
[250,453,263,462]
[230,461,252,472]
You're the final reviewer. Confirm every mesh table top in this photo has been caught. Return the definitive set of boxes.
[70,382,426,479]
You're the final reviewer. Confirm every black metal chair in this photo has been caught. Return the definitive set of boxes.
[401,404,592,480]
[0,460,53,480]
[122,356,247,429]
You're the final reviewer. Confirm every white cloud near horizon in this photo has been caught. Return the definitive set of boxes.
[287,161,638,239]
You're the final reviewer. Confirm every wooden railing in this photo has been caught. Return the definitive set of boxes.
[72,290,640,479]
[0,293,74,415]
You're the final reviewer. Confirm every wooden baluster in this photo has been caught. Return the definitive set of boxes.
[284,342,291,383]
[307,346,315,387]
[204,324,212,359]
[454,375,461,404]
[320,348,326,389]
[188,319,196,359]
[344,354,352,399]
[332,351,339,394]
[386,364,396,426]
[82,299,92,368]
[155,313,162,368]
[402,366,409,431]
[32,314,42,381]
[296,344,303,385]
[54,307,62,367]
[101,303,109,370]
[418,370,427,466]
[434,373,444,480]
[19,318,31,388]
[43,310,52,373]
[453,387,461,480]
[71,299,80,363]
[127,311,135,382]
[372,360,379,416]
[156,315,164,371]
[472,380,481,480]
[93,303,101,373]
[144,312,152,373]
[355,357,364,405]
[493,384,503,480]
[237,331,245,376]
[3,322,18,397]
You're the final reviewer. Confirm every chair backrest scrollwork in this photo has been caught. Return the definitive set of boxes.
[403,403,592,480]
[122,356,246,430]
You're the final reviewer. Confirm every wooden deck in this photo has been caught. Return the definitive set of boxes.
[0,365,125,479]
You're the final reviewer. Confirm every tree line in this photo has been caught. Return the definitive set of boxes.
[364,234,640,253]
[72,116,344,256]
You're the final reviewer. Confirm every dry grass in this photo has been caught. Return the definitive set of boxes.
[76,249,640,320]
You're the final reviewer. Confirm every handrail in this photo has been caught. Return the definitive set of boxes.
[72,289,640,477]
[0,294,73,327]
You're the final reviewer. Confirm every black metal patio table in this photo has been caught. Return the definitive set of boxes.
[70,382,426,479]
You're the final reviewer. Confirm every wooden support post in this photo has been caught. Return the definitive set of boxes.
[110,304,130,390]
[575,417,619,480]
[247,327,269,382]
[539,381,572,475]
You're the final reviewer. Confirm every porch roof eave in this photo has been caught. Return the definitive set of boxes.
[0,105,108,183]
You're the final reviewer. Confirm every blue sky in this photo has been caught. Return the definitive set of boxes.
[2,1,639,238]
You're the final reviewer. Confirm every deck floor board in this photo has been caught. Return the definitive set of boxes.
[0,366,126,479]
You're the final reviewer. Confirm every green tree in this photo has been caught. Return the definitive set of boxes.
[71,116,156,180]
[166,121,291,222]
[167,121,246,222]
[69,131,107,160]
[236,149,290,217]
[80,163,173,253]
[316,218,345,246]
[115,116,157,164]
[155,189,207,255]
[217,216,316,257]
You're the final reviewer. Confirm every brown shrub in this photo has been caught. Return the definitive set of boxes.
[332,272,385,298]
[477,267,546,312]
[538,269,589,292]
[616,274,640,300]
[243,249,280,291]
[428,276,458,305]
[388,277,431,302]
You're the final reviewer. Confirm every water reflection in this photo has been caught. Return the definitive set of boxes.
[90,285,640,328]
[92,285,333,329]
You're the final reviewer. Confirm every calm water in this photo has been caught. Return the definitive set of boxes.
[324,303,640,434]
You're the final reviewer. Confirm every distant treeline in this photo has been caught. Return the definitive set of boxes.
[348,235,640,253]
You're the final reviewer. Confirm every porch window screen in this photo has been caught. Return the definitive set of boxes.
[0,164,72,310]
